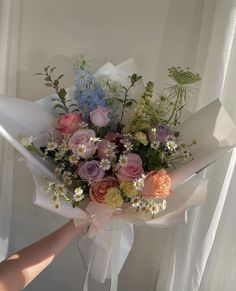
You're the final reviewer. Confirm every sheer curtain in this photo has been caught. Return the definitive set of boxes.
[156,0,236,290]
[2,0,236,290]
[0,0,20,260]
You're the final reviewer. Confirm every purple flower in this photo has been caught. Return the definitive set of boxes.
[156,124,171,142]
[78,160,104,182]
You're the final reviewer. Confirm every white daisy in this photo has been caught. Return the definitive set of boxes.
[46,141,57,151]
[134,178,145,191]
[77,144,87,156]
[105,147,116,159]
[166,140,177,151]
[119,154,128,166]
[100,159,111,171]
[149,201,160,215]
[73,187,85,202]
[90,136,101,143]
[151,140,160,150]
[124,141,133,152]
[20,136,34,147]
[69,154,79,164]
[132,197,142,208]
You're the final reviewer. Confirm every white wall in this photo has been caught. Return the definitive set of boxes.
[10,0,205,290]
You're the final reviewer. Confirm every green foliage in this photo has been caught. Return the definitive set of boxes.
[35,66,79,115]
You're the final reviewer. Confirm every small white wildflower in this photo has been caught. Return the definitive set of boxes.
[150,201,160,215]
[54,202,61,209]
[108,142,117,150]
[134,178,145,191]
[46,141,57,151]
[63,176,72,186]
[100,159,111,171]
[55,152,64,161]
[63,171,72,178]
[55,184,66,195]
[165,135,176,142]
[50,193,59,203]
[54,167,63,176]
[123,133,133,138]
[79,121,88,129]
[69,154,79,165]
[20,136,34,147]
[77,144,87,156]
[45,180,55,192]
[105,147,116,159]
[73,187,85,202]
[59,143,70,152]
[132,197,142,208]
[90,136,101,143]
[119,154,128,166]
[124,141,133,152]
[159,199,167,211]
[142,204,150,214]
[166,140,177,151]
[151,140,160,150]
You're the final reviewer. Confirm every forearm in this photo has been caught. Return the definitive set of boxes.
[0,220,86,291]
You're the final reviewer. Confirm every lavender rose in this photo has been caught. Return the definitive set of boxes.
[69,129,97,159]
[78,160,105,182]
[149,123,172,143]
[156,124,171,142]
[90,106,111,127]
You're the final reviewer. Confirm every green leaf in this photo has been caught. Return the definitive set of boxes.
[45,83,53,87]
[53,104,66,111]
[114,98,124,104]
[54,79,59,87]
[57,74,64,80]
[125,101,133,107]
[50,66,57,73]
[34,73,44,76]
[44,66,50,73]
[58,88,67,99]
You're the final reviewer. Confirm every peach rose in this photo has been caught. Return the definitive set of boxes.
[57,113,83,135]
[89,176,119,203]
[115,153,144,182]
[141,170,171,198]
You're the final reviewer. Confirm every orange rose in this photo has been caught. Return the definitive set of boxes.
[141,170,171,198]
[89,176,119,203]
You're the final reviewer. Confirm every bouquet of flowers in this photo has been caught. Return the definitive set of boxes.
[0,57,236,287]
[24,56,200,218]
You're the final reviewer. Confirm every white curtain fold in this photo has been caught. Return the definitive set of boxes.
[156,1,236,290]
[0,0,20,261]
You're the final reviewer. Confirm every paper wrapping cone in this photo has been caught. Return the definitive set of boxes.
[0,60,236,284]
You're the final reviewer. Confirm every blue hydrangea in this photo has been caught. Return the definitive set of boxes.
[74,69,106,120]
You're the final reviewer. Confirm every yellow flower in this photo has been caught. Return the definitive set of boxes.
[120,181,139,198]
[135,132,148,145]
[105,187,124,208]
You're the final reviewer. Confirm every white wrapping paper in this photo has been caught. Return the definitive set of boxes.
[0,60,236,287]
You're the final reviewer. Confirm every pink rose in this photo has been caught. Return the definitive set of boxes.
[57,113,83,135]
[69,129,97,159]
[89,176,119,203]
[90,106,111,127]
[141,170,171,198]
[115,153,144,182]
[78,160,104,182]
[97,139,110,160]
